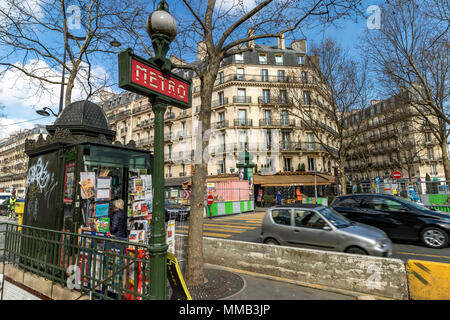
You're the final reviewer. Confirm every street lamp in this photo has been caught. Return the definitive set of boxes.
[36,107,58,117]
[146,0,177,300]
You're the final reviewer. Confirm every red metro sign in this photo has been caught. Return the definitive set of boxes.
[118,49,191,109]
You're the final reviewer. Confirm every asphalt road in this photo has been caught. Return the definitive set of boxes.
[175,209,450,264]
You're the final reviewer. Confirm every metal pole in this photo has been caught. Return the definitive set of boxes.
[149,98,168,300]
[314,162,318,202]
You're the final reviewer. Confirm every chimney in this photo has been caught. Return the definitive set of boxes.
[290,39,307,54]
[197,41,207,61]
[277,33,285,50]
[247,27,255,49]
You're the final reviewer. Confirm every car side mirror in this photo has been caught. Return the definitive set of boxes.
[323,225,332,231]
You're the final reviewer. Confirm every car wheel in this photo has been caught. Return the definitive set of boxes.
[345,246,368,255]
[264,238,280,245]
[420,227,449,249]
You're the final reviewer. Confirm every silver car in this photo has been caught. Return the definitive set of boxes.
[260,204,392,257]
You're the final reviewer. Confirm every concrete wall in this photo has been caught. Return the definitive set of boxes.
[175,235,409,300]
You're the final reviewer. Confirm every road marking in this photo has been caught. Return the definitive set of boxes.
[175,229,232,238]
[203,223,256,229]
[396,251,450,260]
[176,226,245,233]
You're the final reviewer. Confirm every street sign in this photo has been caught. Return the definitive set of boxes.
[207,195,214,206]
[118,48,191,109]
[183,190,191,200]
[392,171,402,179]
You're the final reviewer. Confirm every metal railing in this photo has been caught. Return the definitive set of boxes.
[1,223,154,300]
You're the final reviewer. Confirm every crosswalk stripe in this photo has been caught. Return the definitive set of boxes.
[203,223,255,229]
[176,226,245,233]
[175,229,232,238]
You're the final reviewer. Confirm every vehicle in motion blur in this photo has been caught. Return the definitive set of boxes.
[260,204,392,257]
[331,194,450,249]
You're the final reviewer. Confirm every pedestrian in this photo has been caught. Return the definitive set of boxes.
[277,191,282,205]
[109,199,128,240]
[8,192,17,221]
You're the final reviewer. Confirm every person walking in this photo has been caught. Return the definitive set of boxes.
[109,199,128,240]
[8,193,17,220]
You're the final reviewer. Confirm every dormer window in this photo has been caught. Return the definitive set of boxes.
[275,54,283,65]
[259,53,267,64]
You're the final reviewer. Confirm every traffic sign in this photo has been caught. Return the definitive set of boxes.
[183,190,191,200]
[392,171,402,179]
[207,195,214,205]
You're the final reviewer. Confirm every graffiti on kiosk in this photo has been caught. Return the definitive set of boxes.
[25,157,58,221]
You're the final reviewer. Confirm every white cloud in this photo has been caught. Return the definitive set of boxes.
[0,58,113,135]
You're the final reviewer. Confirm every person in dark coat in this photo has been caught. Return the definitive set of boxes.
[109,199,128,239]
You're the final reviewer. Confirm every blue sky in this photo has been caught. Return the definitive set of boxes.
[0,0,384,138]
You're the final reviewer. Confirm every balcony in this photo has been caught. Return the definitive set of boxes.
[179,172,187,177]
[120,127,128,135]
[258,96,290,105]
[233,96,252,104]
[259,118,296,128]
[213,120,229,129]
[214,74,294,86]
[234,119,253,128]
[165,113,175,121]
[136,138,153,147]
[212,97,229,107]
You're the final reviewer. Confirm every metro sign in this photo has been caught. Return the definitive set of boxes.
[118,48,191,109]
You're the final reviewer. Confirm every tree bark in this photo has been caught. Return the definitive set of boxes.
[184,70,216,286]
[440,139,450,182]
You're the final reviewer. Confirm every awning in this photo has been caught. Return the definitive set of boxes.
[177,174,240,188]
[165,176,191,187]
[254,173,335,187]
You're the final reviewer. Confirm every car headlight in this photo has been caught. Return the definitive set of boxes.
[376,239,389,249]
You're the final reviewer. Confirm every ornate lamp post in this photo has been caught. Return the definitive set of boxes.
[146,0,178,300]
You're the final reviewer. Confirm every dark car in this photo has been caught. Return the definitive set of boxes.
[164,200,190,221]
[0,198,8,216]
[331,194,450,249]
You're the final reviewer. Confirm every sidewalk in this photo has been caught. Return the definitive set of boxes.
[188,264,356,300]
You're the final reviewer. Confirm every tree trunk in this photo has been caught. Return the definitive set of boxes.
[339,160,347,195]
[440,140,450,182]
[64,61,80,108]
[184,71,216,286]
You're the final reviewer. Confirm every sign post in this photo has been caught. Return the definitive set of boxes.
[207,195,214,219]
[118,0,191,300]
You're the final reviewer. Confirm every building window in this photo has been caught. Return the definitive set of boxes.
[428,148,434,160]
[238,109,247,126]
[279,90,287,104]
[218,91,225,105]
[237,88,246,103]
[425,132,432,142]
[301,71,308,83]
[218,71,224,84]
[236,68,244,80]
[303,91,311,105]
[261,69,269,82]
[239,130,248,149]
[235,53,244,63]
[430,164,437,175]
[277,70,285,82]
[284,158,292,171]
[297,55,304,65]
[308,157,316,171]
[275,54,283,65]
[259,53,267,64]
[281,110,289,125]
[262,89,270,103]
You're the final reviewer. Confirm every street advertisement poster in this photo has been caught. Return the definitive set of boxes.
[79,178,95,199]
[95,217,110,233]
[63,163,75,203]
[166,252,192,300]
[167,219,176,254]
[96,188,111,201]
[95,202,109,217]
[141,175,153,201]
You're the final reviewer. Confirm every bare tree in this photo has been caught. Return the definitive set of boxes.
[285,38,369,195]
[363,0,450,180]
[169,0,363,286]
[0,0,149,109]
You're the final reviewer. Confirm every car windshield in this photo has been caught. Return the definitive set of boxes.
[395,197,429,211]
[318,207,353,228]
[0,196,9,202]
